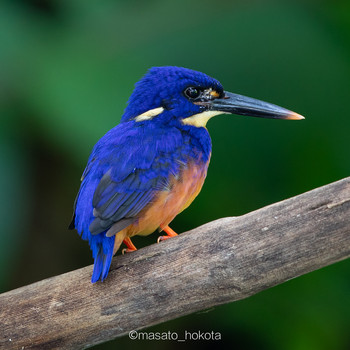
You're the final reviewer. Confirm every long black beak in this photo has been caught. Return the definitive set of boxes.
[211,91,304,120]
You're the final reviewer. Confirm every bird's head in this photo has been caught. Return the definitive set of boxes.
[121,66,304,126]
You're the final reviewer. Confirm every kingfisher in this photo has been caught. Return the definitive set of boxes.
[69,66,304,283]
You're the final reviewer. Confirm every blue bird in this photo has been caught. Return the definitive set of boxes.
[69,66,304,283]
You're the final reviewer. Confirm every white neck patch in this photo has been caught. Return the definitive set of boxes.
[181,110,227,128]
[135,107,165,122]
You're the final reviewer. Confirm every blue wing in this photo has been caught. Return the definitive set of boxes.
[89,123,186,235]
[89,160,168,237]
[71,121,186,282]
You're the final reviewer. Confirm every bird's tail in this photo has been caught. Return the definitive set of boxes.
[91,235,115,283]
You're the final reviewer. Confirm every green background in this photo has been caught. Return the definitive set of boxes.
[1,0,350,349]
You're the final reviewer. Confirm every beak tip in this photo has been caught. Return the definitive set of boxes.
[286,112,305,120]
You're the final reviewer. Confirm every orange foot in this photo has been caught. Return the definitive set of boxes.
[122,237,137,255]
[157,225,178,243]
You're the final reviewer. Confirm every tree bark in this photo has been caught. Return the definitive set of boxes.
[1,177,350,350]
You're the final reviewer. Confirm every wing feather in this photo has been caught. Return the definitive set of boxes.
[85,124,185,236]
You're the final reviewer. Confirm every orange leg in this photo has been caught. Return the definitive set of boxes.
[157,225,178,243]
[122,237,137,255]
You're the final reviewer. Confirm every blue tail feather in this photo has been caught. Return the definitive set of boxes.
[90,234,115,283]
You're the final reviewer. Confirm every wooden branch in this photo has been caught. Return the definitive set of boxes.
[1,177,350,350]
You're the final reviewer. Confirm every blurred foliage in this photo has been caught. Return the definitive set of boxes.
[1,0,350,349]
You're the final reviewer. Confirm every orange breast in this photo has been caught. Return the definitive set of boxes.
[133,159,209,235]
[112,159,210,253]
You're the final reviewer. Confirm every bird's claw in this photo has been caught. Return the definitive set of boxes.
[122,248,136,255]
[122,237,137,254]
[157,235,171,244]
[157,225,178,243]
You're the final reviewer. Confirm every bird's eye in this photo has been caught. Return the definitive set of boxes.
[184,87,201,99]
